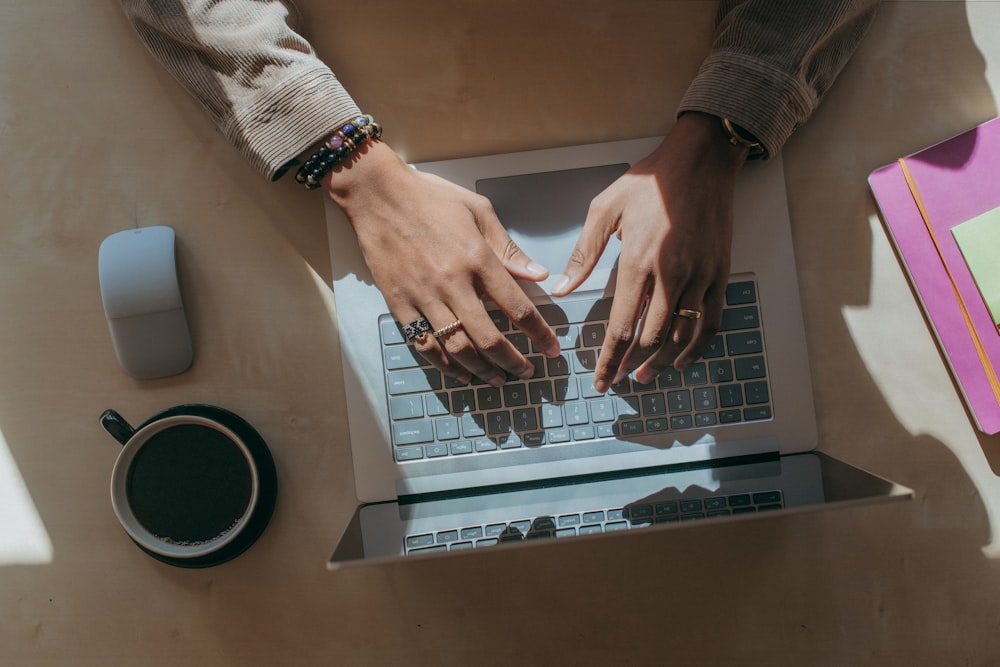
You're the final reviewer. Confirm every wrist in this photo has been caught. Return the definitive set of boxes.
[669,111,750,175]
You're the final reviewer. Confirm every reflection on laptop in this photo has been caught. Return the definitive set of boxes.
[325,138,911,568]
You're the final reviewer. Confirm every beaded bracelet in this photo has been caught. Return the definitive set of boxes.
[295,114,383,189]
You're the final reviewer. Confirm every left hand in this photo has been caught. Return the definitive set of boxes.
[551,112,749,393]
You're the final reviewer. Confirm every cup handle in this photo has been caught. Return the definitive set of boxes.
[100,409,136,446]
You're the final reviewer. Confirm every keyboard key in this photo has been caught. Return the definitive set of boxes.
[540,403,563,428]
[522,432,545,447]
[393,420,433,445]
[620,420,644,435]
[435,416,460,440]
[548,428,571,443]
[512,408,538,432]
[642,393,667,416]
[695,412,717,426]
[702,335,725,359]
[395,446,424,462]
[573,349,598,374]
[692,388,717,410]
[558,514,582,527]
[583,511,605,523]
[529,380,554,404]
[383,345,427,370]
[461,413,486,438]
[437,530,458,543]
[719,409,742,423]
[734,356,767,380]
[389,395,424,420]
[474,438,497,452]
[461,526,484,540]
[720,306,760,331]
[607,509,624,521]
[555,325,580,350]
[485,524,506,537]
[406,534,434,549]
[726,281,757,305]
[645,417,668,432]
[503,383,528,407]
[680,500,703,513]
[718,384,743,407]
[486,411,512,435]
[657,368,682,389]
[426,443,449,458]
[581,323,604,348]
[704,497,726,510]
[655,501,678,515]
[683,363,708,386]
[708,359,734,383]
[579,524,603,535]
[426,393,449,416]
[564,402,589,426]
[666,390,691,413]
[753,491,782,505]
[387,368,442,395]
[490,311,511,332]
[589,398,615,423]
[450,440,473,455]
[745,381,770,405]
[547,354,571,377]
[554,378,579,401]
[450,541,474,550]
[670,415,693,429]
[572,425,596,441]
[506,332,530,354]
[727,331,764,356]
[744,406,772,421]
[477,387,502,410]
[380,320,406,345]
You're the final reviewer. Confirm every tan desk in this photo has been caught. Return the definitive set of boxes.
[3,2,1000,664]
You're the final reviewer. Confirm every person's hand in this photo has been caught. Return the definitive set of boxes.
[551,112,748,393]
[324,141,561,386]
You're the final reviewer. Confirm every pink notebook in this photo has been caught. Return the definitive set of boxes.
[869,117,1000,434]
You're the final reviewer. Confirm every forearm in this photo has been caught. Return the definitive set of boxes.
[120,0,361,180]
[679,0,881,157]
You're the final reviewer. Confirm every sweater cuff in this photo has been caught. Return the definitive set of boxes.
[677,51,816,159]
[224,65,363,181]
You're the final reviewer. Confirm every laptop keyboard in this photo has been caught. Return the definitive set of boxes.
[404,489,784,554]
[381,279,771,463]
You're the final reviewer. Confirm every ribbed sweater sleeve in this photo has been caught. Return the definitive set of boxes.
[120,0,361,180]
[679,0,881,158]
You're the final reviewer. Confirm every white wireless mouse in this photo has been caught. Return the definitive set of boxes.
[98,226,193,379]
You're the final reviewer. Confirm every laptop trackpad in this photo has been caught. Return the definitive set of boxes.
[476,163,629,293]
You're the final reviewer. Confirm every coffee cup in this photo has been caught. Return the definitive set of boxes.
[100,404,277,568]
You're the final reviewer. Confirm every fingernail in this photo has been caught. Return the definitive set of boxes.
[634,369,651,385]
[593,378,609,394]
[551,274,570,294]
[488,374,506,388]
[525,261,548,279]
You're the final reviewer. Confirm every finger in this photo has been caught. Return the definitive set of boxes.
[673,284,725,368]
[592,272,651,393]
[471,254,561,360]
[619,287,677,386]
[397,311,473,385]
[475,204,549,282]
[551,195,617,297]
[444,295,537,384]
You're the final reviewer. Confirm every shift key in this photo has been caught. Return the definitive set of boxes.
[387,368,442,395]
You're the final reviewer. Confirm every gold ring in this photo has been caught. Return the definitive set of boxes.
[432,319,463,338]
[675,309,703,320]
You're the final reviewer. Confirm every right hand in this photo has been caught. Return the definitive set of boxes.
[324,141,561,386]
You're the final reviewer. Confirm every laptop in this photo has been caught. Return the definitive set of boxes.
[324,137,911,568]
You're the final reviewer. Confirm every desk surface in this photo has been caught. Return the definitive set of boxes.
[3,2,1000,664]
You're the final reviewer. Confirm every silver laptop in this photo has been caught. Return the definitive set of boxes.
[325,137,911,568]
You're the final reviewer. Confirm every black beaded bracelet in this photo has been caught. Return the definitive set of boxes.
[295,114,383,189]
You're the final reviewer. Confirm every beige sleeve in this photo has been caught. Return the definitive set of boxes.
[120,0,362,180]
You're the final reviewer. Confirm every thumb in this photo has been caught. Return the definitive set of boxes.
[551,208,615,296]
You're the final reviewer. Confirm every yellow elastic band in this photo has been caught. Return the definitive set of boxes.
[897,157,1000,406]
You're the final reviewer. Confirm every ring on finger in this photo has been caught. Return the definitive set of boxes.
[432,319,463,339]
[674,308,703,320]
[403,316,433,343]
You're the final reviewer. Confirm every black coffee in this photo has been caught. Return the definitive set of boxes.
[126,424,253,544]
